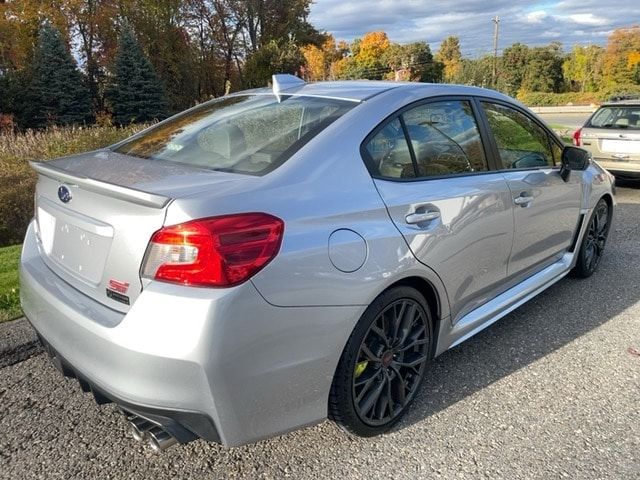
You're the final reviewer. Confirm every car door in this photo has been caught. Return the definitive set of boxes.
[477,100,582,280]
[364,98,514,322]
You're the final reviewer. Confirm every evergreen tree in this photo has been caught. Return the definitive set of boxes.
[22,24,92,128]
[107,26,168,125]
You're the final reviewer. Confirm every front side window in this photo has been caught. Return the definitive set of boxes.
[481,102,554,169]
[113,95,354,175]
[588,105,640,130]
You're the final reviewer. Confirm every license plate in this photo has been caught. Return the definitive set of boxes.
[601,139,640,154]
[37,199,113,285]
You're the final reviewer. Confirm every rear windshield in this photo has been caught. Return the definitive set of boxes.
[113,95,355,175]
[588,105,640,130]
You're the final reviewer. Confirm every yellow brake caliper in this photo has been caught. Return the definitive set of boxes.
[354,360,368,379]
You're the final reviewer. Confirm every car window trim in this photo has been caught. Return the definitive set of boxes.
[360,95,495,183]
[472,96,564,172]
[397,115,420,177]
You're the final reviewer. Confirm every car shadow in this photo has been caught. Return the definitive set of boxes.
[394,187,640,431]
[615,178,640,190]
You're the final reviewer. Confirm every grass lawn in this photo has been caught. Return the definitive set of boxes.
[545,123,573,144]
[0,244,22,323]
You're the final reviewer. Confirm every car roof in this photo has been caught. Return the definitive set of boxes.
[242,80,516,104]
[600,99,640,107]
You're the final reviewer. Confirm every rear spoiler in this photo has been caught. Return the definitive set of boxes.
[30,161,171,209]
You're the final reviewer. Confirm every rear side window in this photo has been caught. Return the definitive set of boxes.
[481,102,554,169]
[364,99,487,179]
[365,118,415,178]
[113,95,354,175]
[402,100,487,177]
[588,106,640,130]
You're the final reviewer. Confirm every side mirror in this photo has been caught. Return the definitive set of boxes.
[560,146,590,181]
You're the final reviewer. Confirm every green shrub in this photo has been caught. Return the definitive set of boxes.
[516,91,600,106]
[0,125,147,247]
[597,84,640,100]
[517,85,640,106]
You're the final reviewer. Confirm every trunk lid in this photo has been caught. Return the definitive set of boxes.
[32,149,252,312]
[581,128,640,163]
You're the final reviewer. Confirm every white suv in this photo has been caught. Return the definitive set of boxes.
[574,97,640,179]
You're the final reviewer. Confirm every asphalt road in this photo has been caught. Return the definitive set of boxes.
[537,112,591,130]
[1,183,639,480]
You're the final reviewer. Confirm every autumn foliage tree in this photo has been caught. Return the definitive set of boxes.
[602,26,640,87]
[437,36,462,82]
[382,42,441,82]
[335,31,391,80]
[301,35,345,81]
[0,0,321,128]
[243,39,305,88]
[563,45,604,93]
[2,0,640,129]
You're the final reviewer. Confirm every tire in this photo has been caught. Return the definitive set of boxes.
[329,286,433,436]
[572,198,611,278]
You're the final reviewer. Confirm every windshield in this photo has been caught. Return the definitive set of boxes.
[588,105,640,130]
[113,95,355,175]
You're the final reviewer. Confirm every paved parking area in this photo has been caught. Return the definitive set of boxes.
[1,184,639,480]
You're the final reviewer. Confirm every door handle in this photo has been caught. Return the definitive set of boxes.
[513,195,534,206]
[405,211,440,224]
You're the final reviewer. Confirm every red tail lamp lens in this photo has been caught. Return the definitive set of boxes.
[142,213,284,287]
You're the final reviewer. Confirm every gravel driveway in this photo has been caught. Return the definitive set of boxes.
[1,183,639,480]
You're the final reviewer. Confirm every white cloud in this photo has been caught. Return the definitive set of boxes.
[524,10,548,24]
[567,13,608,26]
[309,0,634,55]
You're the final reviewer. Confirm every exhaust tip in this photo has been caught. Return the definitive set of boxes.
[148,426,178,452]
[129,417,153,442]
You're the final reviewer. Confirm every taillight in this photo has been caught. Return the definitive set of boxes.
[141,213,284,287]
[572,128,582,146]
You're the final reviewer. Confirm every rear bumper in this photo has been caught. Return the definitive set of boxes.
[35,331,219,442]
[20,221,363,446]
[595,158,640,178]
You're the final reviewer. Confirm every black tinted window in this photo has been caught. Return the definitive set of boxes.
[482,102,554,169]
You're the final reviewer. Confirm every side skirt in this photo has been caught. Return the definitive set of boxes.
[434,252,575,356]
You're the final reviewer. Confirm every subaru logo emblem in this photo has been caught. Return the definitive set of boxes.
[57,185,72,203]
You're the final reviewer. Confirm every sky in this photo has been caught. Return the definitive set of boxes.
[308,0,640,57]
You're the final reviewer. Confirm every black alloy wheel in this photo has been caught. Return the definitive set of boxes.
[573,198,611,278]
[329,286,433,436]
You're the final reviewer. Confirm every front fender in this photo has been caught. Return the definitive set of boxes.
[580,161,616,212]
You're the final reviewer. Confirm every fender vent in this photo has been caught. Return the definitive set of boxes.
[568,214,586,253]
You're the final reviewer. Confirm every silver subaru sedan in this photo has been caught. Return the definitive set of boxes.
[20,75,615,451]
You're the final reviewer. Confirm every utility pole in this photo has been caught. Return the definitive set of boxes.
[492,15,500,88]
